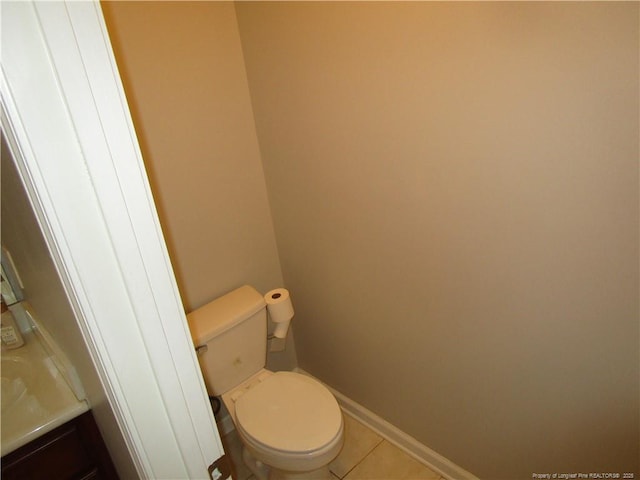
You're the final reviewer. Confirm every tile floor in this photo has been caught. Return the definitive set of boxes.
[220,412,447,480]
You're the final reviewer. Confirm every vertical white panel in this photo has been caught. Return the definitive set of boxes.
[1,1,223,477]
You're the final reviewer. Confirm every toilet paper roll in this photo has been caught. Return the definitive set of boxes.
[265,288,294,338]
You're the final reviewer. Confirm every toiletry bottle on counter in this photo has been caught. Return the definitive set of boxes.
[1,299,24,349]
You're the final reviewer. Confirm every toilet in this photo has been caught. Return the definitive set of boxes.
[187,285,344,480]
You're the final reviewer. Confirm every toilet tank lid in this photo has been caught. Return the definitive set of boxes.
[187,285,265,345]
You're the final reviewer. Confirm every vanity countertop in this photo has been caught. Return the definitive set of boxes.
[1,328,89,456]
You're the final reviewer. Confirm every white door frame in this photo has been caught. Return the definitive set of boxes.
[1,1,223,478]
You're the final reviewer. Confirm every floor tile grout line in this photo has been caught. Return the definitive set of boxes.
[331,436,384,480]
[335,436,385,480]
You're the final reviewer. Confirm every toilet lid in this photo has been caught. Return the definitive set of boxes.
[235,372,342,454]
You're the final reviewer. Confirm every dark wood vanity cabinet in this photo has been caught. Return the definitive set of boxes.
[1,411,119,480]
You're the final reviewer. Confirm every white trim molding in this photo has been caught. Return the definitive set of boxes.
[1,1,223,478]
[295,368,479,480]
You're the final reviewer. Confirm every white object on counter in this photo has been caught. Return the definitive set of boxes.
[1,302,25,350]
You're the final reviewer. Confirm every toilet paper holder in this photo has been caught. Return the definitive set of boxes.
[264,288,294,340]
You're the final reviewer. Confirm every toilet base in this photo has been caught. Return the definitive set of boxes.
[242,446,270,480]
[242,446,334,480]
[269,465,333,480]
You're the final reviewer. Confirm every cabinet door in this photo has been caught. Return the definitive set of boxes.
[1,412,118,480]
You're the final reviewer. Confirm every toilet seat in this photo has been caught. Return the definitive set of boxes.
[234,371,343,455]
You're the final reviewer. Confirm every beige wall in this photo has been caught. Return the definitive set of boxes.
[1,136,138,478]
[101,1,296,370]
[235,2,639,479]
[99,2,638,477]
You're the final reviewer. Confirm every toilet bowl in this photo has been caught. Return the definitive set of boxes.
[222,370,343,479]
[186,286,344,480]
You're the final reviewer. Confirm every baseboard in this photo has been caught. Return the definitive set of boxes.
[294,368,479,480]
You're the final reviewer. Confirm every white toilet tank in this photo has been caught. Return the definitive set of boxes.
[187,285,267,396]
